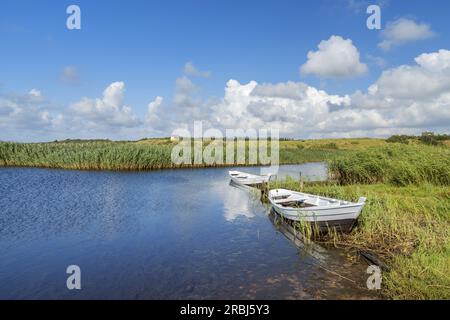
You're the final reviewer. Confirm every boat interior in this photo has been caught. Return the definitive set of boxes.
[271,192,350,208]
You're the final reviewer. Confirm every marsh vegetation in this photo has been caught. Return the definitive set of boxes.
[0,137,384,170]
[270,143,450,299]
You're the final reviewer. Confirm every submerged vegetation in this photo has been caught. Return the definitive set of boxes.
[270,143,450,300]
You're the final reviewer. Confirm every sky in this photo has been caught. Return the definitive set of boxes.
[0,0,449,141]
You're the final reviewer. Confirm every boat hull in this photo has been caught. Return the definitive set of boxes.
[270,208,357,233]
[229,171,270,186]
[271,203,364,222]
[268,189,365,232]
[229,176,270,185]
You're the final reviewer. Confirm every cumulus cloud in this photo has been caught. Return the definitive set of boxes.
[70,82,140,128]
[379,18,435,51]
[183,61,210,78]
[145,96,164,129]
[319,50,450,135]
[366,50,450,101]
[0,89,63,141]
[2,50,450,141]
[415,49,450,73]
[205,50,450,137]
[300,35,368,78]
[209,79,351,134]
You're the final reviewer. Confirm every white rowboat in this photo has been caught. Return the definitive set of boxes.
[228,170,271,186]
[268,189,366,232]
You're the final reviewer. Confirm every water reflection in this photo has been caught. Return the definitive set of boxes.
[0,164,377,299]
[222,181,260,221]
[268,210,328,263]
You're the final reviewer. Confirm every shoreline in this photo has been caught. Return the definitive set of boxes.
[0,160,327,173]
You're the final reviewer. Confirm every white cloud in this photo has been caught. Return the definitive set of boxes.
[0,99,16,116]
[147,96,163,114]
[28,89,42,98]
[28,89,44,102]
[209,79,351,134]
[415,49,450,73]
[368,50,450,100]
[183,61,210,78]
[205,50,450,137]
[70,81,140,128]
[145,96,164,129]
[379,18,435,51]
[1,50,450,141]
[300,35,368,78]
[0,89,63,141]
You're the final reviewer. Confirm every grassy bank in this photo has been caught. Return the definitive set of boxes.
[0,138,385,170]
[270,143,450,299]
[330,143,450,186]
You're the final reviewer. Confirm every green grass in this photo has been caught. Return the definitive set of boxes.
[0,138,383,170]
[269,143,450,299]
[0,141,174,170]
[273,182,450,300]
[330,144,450,186]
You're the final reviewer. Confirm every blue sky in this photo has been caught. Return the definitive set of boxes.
[1,0,449,141]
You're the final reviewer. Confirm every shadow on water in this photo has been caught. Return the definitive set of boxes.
[0,164,380,299]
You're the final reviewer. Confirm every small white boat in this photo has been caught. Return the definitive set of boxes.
[228,170,271,186]
[268,189,366,232]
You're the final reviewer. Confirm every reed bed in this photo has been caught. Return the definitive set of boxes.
[0,141,174,170]
[330,144,450,186]
[270,143,450,299]
[0,140,347,170]
[276,182,450,299]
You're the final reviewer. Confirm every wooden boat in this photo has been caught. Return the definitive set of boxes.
[228,170,271,186]
[268,189,366,232]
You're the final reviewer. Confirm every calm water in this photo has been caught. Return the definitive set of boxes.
[0,164,376,299]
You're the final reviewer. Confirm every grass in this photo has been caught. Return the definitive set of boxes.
[0,141,174,170]
[330,144,450,186]
[269,143,450,299]
[0,138,384,170]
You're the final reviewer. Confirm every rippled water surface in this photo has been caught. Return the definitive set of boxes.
[0,164,377,299]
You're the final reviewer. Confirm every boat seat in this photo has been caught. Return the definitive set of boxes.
[304,197,331,207]
[274,196,307,204]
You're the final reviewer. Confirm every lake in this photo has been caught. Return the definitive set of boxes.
[0,164,377,299]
